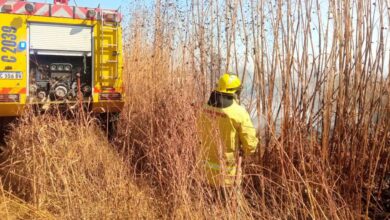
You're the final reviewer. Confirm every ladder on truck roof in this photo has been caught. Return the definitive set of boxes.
[99,10,119,81]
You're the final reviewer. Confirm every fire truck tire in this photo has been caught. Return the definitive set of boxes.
[97,113,119,141]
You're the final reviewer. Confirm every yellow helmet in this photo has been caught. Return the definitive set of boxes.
[216,73,242,94]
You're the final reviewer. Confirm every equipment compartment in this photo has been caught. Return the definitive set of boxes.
[29,55,92,102]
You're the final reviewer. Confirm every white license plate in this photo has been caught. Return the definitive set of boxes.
[0,72,22,80]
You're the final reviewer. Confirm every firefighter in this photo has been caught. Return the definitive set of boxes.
[198,73,259,203]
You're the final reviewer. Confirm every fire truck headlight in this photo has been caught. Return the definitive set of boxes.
[25,3,35,13]
[57,65,64,71]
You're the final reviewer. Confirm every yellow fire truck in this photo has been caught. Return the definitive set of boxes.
[0,0,124,117]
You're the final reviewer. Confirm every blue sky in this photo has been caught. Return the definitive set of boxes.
[33,0,125,10]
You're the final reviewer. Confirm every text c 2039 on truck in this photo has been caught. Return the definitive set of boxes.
[0,0,124,117]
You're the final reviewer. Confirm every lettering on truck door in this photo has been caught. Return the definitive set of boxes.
[0,14,28,106]
[1,26,18,64]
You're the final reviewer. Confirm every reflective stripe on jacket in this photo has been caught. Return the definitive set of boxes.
[198,100,258,186]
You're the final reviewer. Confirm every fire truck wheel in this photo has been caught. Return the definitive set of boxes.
[97,113,119,141]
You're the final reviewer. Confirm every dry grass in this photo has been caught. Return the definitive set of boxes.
[0,182,53,220]
[0,0,389,219]
[0,115,156,219]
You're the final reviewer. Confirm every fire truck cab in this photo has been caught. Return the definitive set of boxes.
[0,0,124,117]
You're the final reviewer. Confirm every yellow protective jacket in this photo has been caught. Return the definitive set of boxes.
[198,92,258,187]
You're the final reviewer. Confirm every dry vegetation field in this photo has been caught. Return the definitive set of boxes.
[0,0,389,219]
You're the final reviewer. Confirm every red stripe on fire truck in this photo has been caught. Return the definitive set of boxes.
[51,4,73,18]
[18,88,26,94]
[34,3,50,16]
[74,7,88,19]
[13,1,27,14]
[0,88,12,94]
[93,87,102,93]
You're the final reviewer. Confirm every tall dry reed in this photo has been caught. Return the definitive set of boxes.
[0,0,388,219]
[117,0,389,219]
